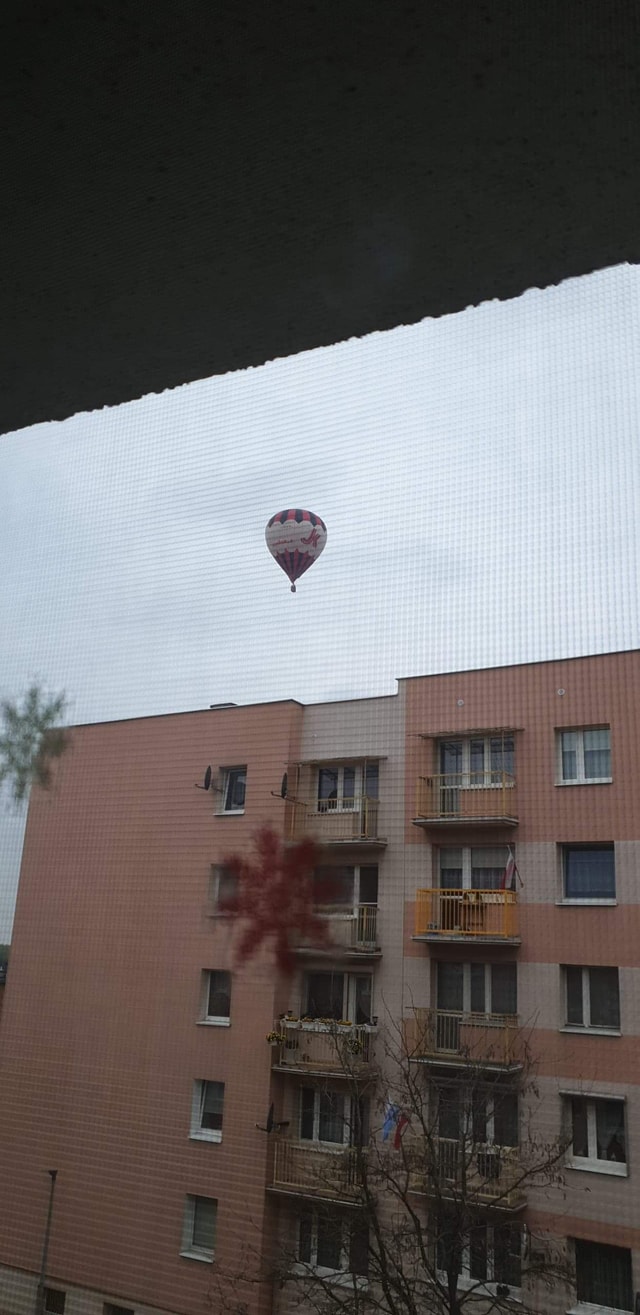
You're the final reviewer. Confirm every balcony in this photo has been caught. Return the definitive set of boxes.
[414,889,519,943]
[270,1139,364,1203]
[293,905,380,958]
[405,1008,523,1071]
[410,1139,525,1211]
[414,774,518,827]
[271,1019,376,1077]
[287,796,385,846]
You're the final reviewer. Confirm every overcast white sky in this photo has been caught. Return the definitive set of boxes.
[1,262,639,937]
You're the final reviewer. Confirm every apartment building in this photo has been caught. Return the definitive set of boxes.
[0,651,638,1315]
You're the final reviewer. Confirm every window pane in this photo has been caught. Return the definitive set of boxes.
[351,1096,370,1147]
[315,865,353,907]
[491,963,517,1015]
[571,1099,589,1157]
[471,846,508,891]
[300,1088,315,1140]
[494,1224,522,1288]
[192,1197,217,1250]
[364,762,379,799]
[217,867,238,908]
[438,962,464,1012]
[469,1225,487,1281]
[470,739,485,774]
[44,1293,65,1315]
[319,1092,345,1143]
[575,1240,633,1310]
[564,846,615,899]
[316,1216,342,1270]
[225,768,246,809]
[349,1218,369,1276]
[589,967,620,1028]
[342,766,356,803]
[306,973,344,1019]
[472,1091,487,1142]
[440,741,462,773]
[583,728,611,778]
[318,768,339,803]
[560,731,578,780]
[298,1212,313,1264]
[440,848,463,889]
[207,971,231,1018]
[354,975,372,1024]
[201,1081,224,1130]
[566,966,584,1025]
[438,1086,460,1141]
[494,1093,518,1147]
[491,735,514,778]
[470,963,485,1013]
[596,1101,626,1164]
[359,865,378,904]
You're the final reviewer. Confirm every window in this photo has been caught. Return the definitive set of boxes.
[437,962,517,1016]
[317,762,378,812]
[104,1305,134,1315]
[181,1195,217,1262]
[437,1084,518,1151]
[312,864,378,910]
[209,864,238,912]
[438,1218,521,1291]
[439,735,514,785]
[567,1096,626,1174]
[220,766,246,812]
[300,1088,369,1146]
[44,1293,65,1315]
[304,971,372,1024]
[558,727,611,783]
[562,844,615,901]
[298,1210,368,1278]
[191,1080,225,1142]
[574,1239,633,1311]
[439,846,513,891]
[201,970,231,1024]
[564,966,620,1031]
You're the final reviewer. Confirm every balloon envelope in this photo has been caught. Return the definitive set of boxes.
[265,509,327,591]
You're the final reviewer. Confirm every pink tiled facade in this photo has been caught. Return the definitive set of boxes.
[0,653,638,1315]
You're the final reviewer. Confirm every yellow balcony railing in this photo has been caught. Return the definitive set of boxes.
[271,1139,363,1201]
[271,1020,375,1073]
[295,904,379,953]
[405,1008,522,1067]
[287,795,381,843]
[414,889,518,940]
[415,773,517,823]
[410,1139,525,1210]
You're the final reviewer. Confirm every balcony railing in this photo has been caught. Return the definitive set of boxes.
[287,796,383,844]
[414,773,518,824]
[271,1020,376,1073]
[410,1139,525,1210]
[405,1008,523,1068]
[414,889,519,940]
[295,904,379,953]
[271,1139,363,1201]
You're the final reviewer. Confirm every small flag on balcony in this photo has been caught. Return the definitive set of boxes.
[501,847,520,890]
[394,1112,410,1149]
[383,1103,400,1141]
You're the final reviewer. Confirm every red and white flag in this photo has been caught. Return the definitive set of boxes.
[502,847,517,891]
[394,1112,410,1149]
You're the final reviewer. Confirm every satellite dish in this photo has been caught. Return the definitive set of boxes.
[255,1102,289,1134]
[195,765,212,791]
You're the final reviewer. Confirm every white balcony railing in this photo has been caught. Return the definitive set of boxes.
[271,1019,376,1072]
[405,1008,522,1067]
[288,796,381,843]
[272,1139,363,1200]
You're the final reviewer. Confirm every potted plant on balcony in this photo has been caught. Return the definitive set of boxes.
[266,1030,287,1047]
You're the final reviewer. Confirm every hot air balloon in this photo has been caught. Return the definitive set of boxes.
[265,509,327,592]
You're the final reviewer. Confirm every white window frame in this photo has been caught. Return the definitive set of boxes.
[316,762,379,813]
[313,864,378,915]
[199,970,231,1027]
[438,845,513,891]
[303,971,373,1024]
[181,1194,217,1263]
[190,1080,224,1143]
[439,1088,518,1151]
[216,766,246,814]
[556,726,612,785]
[436,962,517,1016]
[562,966,621,1035]
[437,1221,522,1296]
[294,1212,368,1285]
[570,1238,634,1313]
[438,736,514,788]
[564,1094,627,1177]
[559,844,616,906]
[209,864,238,914]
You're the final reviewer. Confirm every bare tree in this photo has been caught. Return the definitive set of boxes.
[212,1014,572,1315]
[0,683,69,803]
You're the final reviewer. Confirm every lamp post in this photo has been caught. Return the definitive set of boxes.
[34,1170,58,1315]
